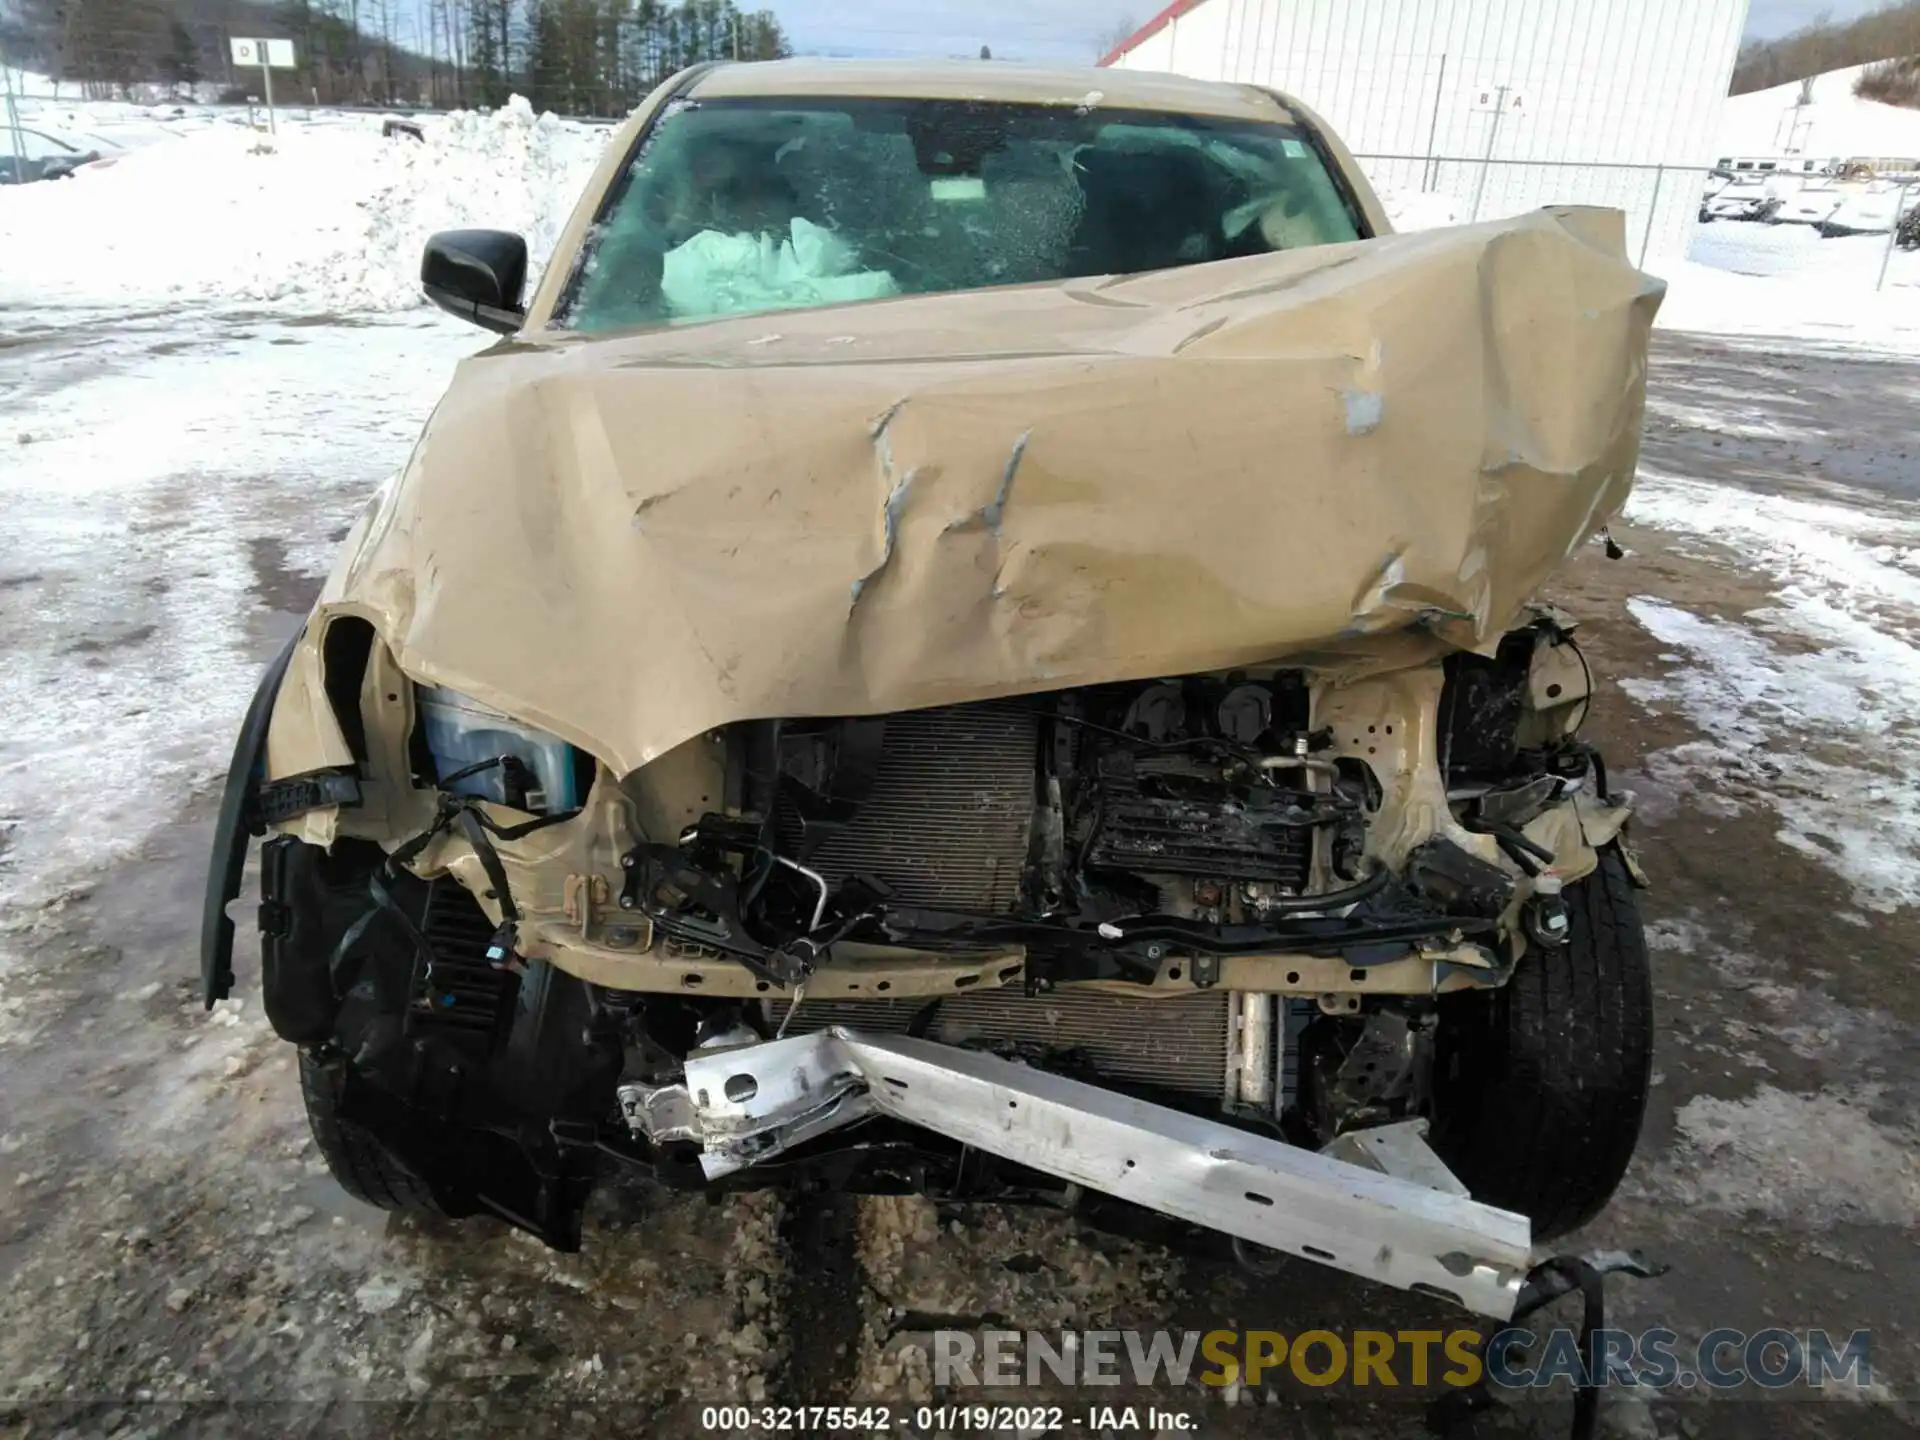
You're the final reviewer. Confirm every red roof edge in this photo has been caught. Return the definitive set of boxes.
[1097,0,1209,67]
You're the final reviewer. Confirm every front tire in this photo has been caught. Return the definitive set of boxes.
[1428,847,1653,1240]
[299,1050,448,1216]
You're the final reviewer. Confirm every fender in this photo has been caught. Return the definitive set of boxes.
[200,631,300,1007]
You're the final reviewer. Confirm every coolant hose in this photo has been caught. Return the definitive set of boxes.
[1252,865,1392,913]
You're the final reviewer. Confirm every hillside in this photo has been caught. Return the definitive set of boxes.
[1732,0,1920,95]
[1719,62,1920,159]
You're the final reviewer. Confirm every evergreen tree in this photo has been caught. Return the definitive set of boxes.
[161,15,197,88]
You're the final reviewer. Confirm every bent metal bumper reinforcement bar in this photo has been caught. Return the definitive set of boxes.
[632,1029,1532,1319]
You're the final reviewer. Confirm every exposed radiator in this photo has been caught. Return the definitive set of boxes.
[766,987,1233,1100]
[777,702,1038,912]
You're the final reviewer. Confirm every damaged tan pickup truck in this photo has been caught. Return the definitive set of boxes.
[204,59,1662,1322]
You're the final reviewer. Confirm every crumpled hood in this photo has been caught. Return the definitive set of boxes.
[324,206,1662,775]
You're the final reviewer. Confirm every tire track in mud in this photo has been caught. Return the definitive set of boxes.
[774,1189,865,1405]
[838,1195,1192,1416]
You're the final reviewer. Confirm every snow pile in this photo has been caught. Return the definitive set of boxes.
[0,97,610,315]
[1689,217,1897,278]
[349,99,610,310]
[1718,63,1920,163]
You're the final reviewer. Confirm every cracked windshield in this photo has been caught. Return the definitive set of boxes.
[562,98,1362,329]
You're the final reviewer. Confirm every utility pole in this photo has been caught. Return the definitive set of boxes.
[1469,83,1509,223]
[1421,52,1448,190]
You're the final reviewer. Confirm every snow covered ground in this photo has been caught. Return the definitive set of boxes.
[1660,217,1920,352]
[1718,62,1920,163]
[1622,471,1920,913]
[1,311,479,917]
[1624,322,1920,917]
[6,69,248,148]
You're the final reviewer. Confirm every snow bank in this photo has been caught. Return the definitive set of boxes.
[0,97,610,315]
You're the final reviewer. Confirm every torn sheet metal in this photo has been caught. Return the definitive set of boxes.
[666,1029,1530,1318]
[313,206,1661,777]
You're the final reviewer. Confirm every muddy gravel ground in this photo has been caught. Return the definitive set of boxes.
[2,317,1917,1440]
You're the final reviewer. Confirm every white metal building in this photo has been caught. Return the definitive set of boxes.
[1101,0,1750,261]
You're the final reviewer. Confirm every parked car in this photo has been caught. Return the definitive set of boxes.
[1699,175,1783,222]
[0,125,121,184]
[204,60,1659,1328]
[1773,183,1851,227]
[1819,184,1919,237]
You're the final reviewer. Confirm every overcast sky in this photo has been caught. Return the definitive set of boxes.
[778,0,1902,62]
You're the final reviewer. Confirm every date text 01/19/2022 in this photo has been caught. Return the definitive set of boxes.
[698,1406,1197,1432]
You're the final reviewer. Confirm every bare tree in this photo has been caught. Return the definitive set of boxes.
[1733,0,1920,96]
[9,0,796,112]
[1093,12,1137,62]
[1857,53,1920,107]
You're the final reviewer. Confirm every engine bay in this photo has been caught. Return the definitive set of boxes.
[227,614,1634,1261]
[618,666,1539,994]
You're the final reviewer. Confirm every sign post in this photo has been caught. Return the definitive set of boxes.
[1468,83,1527,223]
[1,38,27,181]
[229,38,296,135]
[1880,181,1913,292]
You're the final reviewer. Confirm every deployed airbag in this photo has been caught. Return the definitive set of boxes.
[661,216,899,319]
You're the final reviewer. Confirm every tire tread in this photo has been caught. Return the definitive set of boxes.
[299,1052,446,1215]
[1431,847,1654,1239]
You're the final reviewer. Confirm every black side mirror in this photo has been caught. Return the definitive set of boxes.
[422,229,529,334]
